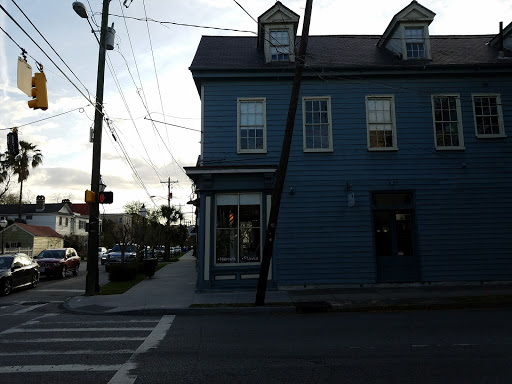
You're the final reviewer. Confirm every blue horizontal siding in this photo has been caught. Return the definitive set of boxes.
[200,73,512,285]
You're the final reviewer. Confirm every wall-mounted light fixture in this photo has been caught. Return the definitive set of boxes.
[289,188,295,196]
[347,192,355,207]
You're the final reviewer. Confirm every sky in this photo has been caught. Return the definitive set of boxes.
[0,0,511,224]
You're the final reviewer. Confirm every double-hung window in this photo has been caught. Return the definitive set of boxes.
[405,27,425,59]
[432,95,465,150]
[215,193,261,265]
[237,98,266,153]
[270,30,291,61]
[472,94,505,138]
[302,97,333,152]
[366,95,397,150]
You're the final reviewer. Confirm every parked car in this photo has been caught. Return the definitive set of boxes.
[98,247,107,259]
[101,249,111,265]
[0,253,39,296]
[35,248,80,278]
[154,246,165,260]
[105,244,137,272]
[173,246,181,256]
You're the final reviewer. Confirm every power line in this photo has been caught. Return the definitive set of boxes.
[0,105,91,131]
[0,4,98,112]
[11,0,93,99]
[107,13,256,34]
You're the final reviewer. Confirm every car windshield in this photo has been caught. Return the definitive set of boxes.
[111,245,136,253]
[36,250,65,259]
[0,257,13,268]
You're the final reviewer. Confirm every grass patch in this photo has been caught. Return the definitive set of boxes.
[99,263,166,295]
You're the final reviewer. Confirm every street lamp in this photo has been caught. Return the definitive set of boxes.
[0,218,7,254]
[140,204,147,260]
[74,0,113,295]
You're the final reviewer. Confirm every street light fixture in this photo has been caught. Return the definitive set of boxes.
[0,218,7,254]
[74,0,113,295]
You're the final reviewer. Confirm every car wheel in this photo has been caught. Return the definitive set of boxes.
[31,273,38,288]
[1,278,12,296]
[72,263,79,276]
[61,266,67,279]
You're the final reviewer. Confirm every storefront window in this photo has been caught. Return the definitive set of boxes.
[216,194,261,264]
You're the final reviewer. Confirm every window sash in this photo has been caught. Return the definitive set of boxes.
[303,97,332,151]
[238,99,266,152]
[405,27,425,58]
[366,96,396,150]
[472,95,504,137]
[270,30,290,61]
[432,95,464,149]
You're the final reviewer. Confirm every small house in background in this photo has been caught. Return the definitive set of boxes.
[0,196,89,237]
[0,223,64,257]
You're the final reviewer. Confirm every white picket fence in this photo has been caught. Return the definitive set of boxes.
[2,247,33,257]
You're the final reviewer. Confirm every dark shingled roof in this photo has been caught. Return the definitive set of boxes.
[190,34,510,72]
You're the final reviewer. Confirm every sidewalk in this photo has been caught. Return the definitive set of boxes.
[64,251,512,315]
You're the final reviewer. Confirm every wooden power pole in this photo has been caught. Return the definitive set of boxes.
[255,0,313,305]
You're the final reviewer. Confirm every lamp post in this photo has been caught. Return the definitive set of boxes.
[0,218,7,254]
[140,204,147,260]
[73,1,112,295]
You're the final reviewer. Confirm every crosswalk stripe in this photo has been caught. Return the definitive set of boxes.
[0,349,136,357]
[2,327,154,334]
[0,337,146,343]
[0,364,122,373]
[108,315,175,384]
[13,303,49,314]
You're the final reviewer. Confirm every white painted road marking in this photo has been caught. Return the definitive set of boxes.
[0,364,122,373]
[12,303,49,314]
[108,315,176,384]
[0,349,136,357]
[0,337,147,343]
[2,327,154,334]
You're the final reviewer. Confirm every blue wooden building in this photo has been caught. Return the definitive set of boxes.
[186,1,512,291]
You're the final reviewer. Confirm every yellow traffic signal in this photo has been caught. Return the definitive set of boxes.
[28,72,48,110]
[85,190,96,203]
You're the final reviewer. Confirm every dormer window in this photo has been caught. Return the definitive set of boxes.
[405,27,425,58]
[270,30,291,61]
[377,1,435,61]
[257,2,299,64]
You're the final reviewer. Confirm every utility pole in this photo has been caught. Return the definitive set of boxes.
[160,177,178,208]
[255,0,313,306]
[85,0,110,296]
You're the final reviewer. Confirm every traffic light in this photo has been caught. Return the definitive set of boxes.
[7,128,19,156]
[85,190,95,203]
[98,191,113,204]
[28,72,48,110]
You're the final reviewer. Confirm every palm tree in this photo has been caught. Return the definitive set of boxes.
[160,205,183,260]
[6,141,43,221]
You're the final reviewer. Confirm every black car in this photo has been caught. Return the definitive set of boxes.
[0,254,39,296]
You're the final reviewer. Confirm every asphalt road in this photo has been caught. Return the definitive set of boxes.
[0,303,510,383]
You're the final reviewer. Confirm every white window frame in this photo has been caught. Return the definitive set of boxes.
[237,98,267,154]
[264,25,295,63]
[269,30,291,62]
[214,193,262,267]
[302,96,333,153]
[472,93,506,138]
[431,94,465,150]
[365,95,398,151]
[402,24,431,60]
